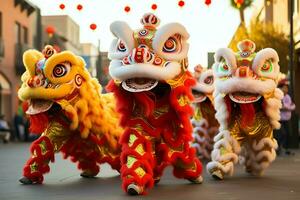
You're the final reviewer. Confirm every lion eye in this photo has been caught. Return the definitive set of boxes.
[117,41,126,52]
[53,62,71,78]
[220,63,229,72]
[163,37,177,53]
[261,60,273,73]
[204,76,214,85]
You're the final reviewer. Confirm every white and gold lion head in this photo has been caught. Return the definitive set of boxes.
[192,64,215,103]
[213,39,283,130]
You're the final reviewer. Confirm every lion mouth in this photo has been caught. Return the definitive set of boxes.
[229,92,261,104]
[121,78,158,92]
[192,90,207,103]
[26,99,54,115]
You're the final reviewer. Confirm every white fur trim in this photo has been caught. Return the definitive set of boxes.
[191,118,208,128]
[252,138,278,151]
[207,160,235,176]
[240,138,277,176]
[108,60,181,81]
[213,93,229,130]
[207,130,241,175]
[193,132,207,143]
[152,23,189,61]
[108,21,134,60]
[214,48,237,74]
[252,48,280,80]
[264,88,283,129]
[214,78,276,95]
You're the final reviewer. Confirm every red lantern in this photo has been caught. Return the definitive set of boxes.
[45,26,55,37]
[178,0,185,7]
[235,0,244,8]
[59,3,65,10]
[124,6,131,13]
[151,4,158,10]
[90,23,97,31]
[77,4,83,11]
[205,0,211,6]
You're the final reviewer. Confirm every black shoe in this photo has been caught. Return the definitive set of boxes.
[188,175,203,184]
[211,170,224,180]
[19,177,33,184]
[285,150,295,156]
[127,184,143,195]
[80,171,97,178]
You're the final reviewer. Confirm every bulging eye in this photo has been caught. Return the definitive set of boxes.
[53,62,70,78]
[261,60,273,73]
[219,62,229,72]
[163,37,177,53]
[204,76,214,85]
[117,41,126,52]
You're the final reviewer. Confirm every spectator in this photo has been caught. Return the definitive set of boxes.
[275,79,296,155]
[14,101,30,141]
[0,115,10,143]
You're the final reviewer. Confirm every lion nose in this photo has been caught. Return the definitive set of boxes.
[27,75,44,88]
[132,47,149,63]
[235,66,251,78]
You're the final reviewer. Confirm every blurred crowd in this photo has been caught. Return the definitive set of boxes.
[0,101,38,143]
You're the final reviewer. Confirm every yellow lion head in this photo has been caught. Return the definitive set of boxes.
[18,45,121,147]
[19,45,89,102]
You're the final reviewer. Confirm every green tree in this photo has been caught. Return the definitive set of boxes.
[248,21,289,73]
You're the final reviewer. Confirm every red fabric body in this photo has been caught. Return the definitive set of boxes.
[22,116,121,183]
[106,73,203,194]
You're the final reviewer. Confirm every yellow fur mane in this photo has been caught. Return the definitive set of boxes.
[18,47,122,150]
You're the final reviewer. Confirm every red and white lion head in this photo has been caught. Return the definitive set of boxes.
[108,13,190,92]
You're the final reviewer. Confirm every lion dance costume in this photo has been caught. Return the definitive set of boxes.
[191,65,219,159]
[207,40,283,180]
[106,13,203,195]
[19,45,122,184]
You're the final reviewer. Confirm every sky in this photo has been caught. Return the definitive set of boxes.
[28,0,258,68]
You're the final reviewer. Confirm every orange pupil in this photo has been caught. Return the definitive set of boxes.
[262,63,270,70]
[223,64,228,70]
[165,40,175,49]
[118,41,126,50]
[204,77,213,84]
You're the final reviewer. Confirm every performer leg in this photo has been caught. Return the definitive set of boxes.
[171,144,203,183]
[20,135,55,184]
[244,136,278,176]
[60,137,100,178]
[206,130,241,180]
[120,128,155,195]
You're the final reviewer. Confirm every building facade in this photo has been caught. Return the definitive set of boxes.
[0,0,39,122]
[97,51,110,88]
[81,43,98,77]
[42,15,81,55]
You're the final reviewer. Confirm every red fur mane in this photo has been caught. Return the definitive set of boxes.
[239,103,256,128]
[29,113,49,134]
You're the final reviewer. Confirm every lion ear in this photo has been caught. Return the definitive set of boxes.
[23,50,44,77]
[76,56,86,69]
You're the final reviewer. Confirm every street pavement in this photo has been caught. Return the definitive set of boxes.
[0,142,299,200]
